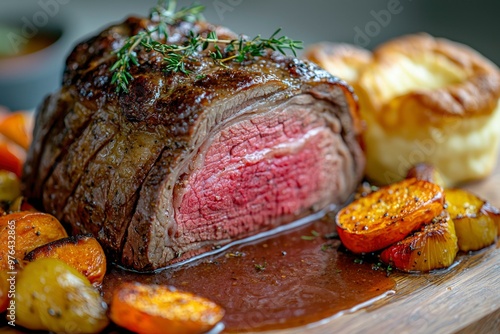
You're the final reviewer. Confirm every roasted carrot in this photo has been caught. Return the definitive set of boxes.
[25,234,106,287]
[110,282,225,334]
[336,178,445,253]
[0,142,23,178]
[0,212,68,271]
[0,112,32,150]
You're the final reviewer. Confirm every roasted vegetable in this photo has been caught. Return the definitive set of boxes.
[0,170,20,202]
[380,212,458,272]
[0,327,25,334]
[0,142,24,178]
[406,165,499,248]
[406,163,445,188]
[0,271,9,313]
[445,188,499,251]
[0,111,32,150]
[497,208,500,237]
[0,111,31,178]
[16,258,109,333]
[0,196,36,216]
[7,196,37,213]
[25,234,106,287]
[0,212,68,270]
[336,178,445,253]
[110,282,225,334]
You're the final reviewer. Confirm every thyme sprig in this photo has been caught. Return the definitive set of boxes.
[152,0,205,25]
[110,0,204,92]
[110,0,303,93]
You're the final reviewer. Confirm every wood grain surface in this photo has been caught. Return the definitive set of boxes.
[258,158,500,334]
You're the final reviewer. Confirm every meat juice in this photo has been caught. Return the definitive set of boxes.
[103,215,395,332]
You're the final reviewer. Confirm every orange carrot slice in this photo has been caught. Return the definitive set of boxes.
[110,282,225,334]
[336,178,445,253]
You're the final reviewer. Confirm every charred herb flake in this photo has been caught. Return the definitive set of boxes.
[324,231,339,240]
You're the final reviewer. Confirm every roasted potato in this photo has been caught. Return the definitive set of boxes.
[406,163,445,188]
[0,270,9,313]
[494,203,500,237]
[16,258,109,333]
[0,170,20,202]
[445,188,499,251]
[25,234,106,287]
[0,212,68,270]
[110,282,225,334]
[336,178,445,253]
[380,212,458,272]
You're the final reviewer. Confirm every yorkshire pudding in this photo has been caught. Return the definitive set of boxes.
[304,43,372,84]
[307,34,500,186]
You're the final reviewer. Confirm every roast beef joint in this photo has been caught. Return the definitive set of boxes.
[22,17,365,271]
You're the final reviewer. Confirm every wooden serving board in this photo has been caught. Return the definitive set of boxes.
[256,158,500,334]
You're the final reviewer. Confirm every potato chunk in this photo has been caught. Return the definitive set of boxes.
[16,258,109,333]
[0,170,20,202]
[380,212,458,272]
[110,282,225,334]
[445,188,499,251]
[336,178,445,253]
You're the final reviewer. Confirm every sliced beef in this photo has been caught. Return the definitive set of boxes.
[22,17,365,271]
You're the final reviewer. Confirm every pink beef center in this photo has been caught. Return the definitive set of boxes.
[175,105,344,243]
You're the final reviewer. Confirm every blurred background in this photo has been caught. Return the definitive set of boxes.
[0,0,499,110]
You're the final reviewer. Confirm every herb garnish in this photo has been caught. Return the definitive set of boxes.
[110,0,303,93]
[254,262,267,271]
[225,251,245,258]
[372,262,393,276]
[301,230,320,241]
[321,243,334,252]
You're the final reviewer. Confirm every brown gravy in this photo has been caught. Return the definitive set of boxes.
[102,215,395,332]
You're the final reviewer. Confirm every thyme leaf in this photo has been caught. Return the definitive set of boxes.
[254,262,267,271]
[301,230,320,241]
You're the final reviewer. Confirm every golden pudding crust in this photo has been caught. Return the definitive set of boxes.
[304,43,372,84]
[363,33,500,119]
[305,33,500,187]
[358,34,500,186]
